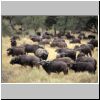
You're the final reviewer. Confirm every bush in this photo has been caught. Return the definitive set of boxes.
[2,20,11,36]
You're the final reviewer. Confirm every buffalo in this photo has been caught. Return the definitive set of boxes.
[56,48,76,60]
[75,45,92,57]
[70,38,81,43]
[77,52,85,58]
[80,44,94,52]
[30,35,42,42]
[53,37,65,42]
[35,48,48,60]
[71,62,96,73]
[11,39,17,47]
[74,45,80,50]
[87,44,94,52]
[50,38,67,48]
[56,48,72,53]
[10,55,40,68]
[40,60,68,75]
[7,47,25,56]
[53,57,74,68]
[39,39,50,45]
[88,39,98,47]
[88,35,95,39]
[76,56,97,71]
[24,44,43,54]
[65,33,75,39]
[50,41,67,48]
[36,32,41,36]
[78,33,85,39]
[42,32,51,39]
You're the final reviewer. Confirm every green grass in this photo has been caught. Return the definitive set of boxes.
[2,33,98,83]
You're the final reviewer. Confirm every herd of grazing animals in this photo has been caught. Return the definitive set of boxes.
[7,31,98,75]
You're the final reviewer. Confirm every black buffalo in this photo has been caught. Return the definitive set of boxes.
[7,47,25,56]
[65,32,75,39]
[53,57,74,68]
[75,45,92,57]
[10,55,40,68]
[76,56,97,71]
[78,33,85,39]
[80,44,94,52]
[39,39,50,45]
[88,39,98,47]
[30,35,42,42]
[71,62,96,73]
[77,52,85,58]
[52,37,65,42]
[50,41,67,48]
[42,32,51,39]
[56,48,76,60]
[24,44,43,54]
[88,35,95,39]
[11,39,17,47]
[40,60,68,75]
[70,38,81,43]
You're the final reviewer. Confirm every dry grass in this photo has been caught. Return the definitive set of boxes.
[2,33,98,83]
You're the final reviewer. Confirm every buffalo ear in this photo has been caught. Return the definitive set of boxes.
[10,48,13,52]
[46,61,50,64]
[7,48,10,51]
[40,60,47,65]
[39,60,44,65]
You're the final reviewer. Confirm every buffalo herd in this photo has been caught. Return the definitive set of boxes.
[7,31,98,75]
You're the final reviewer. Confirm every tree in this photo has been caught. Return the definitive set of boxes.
[65,16,78,31]
[32,16,46,32]
[45,16,58,34]
[2,18,13,36]
[86,16,98,33]
[2,16,98,36]
[3,16,17,32]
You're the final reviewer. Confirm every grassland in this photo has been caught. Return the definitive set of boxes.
[2,33,98,83]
